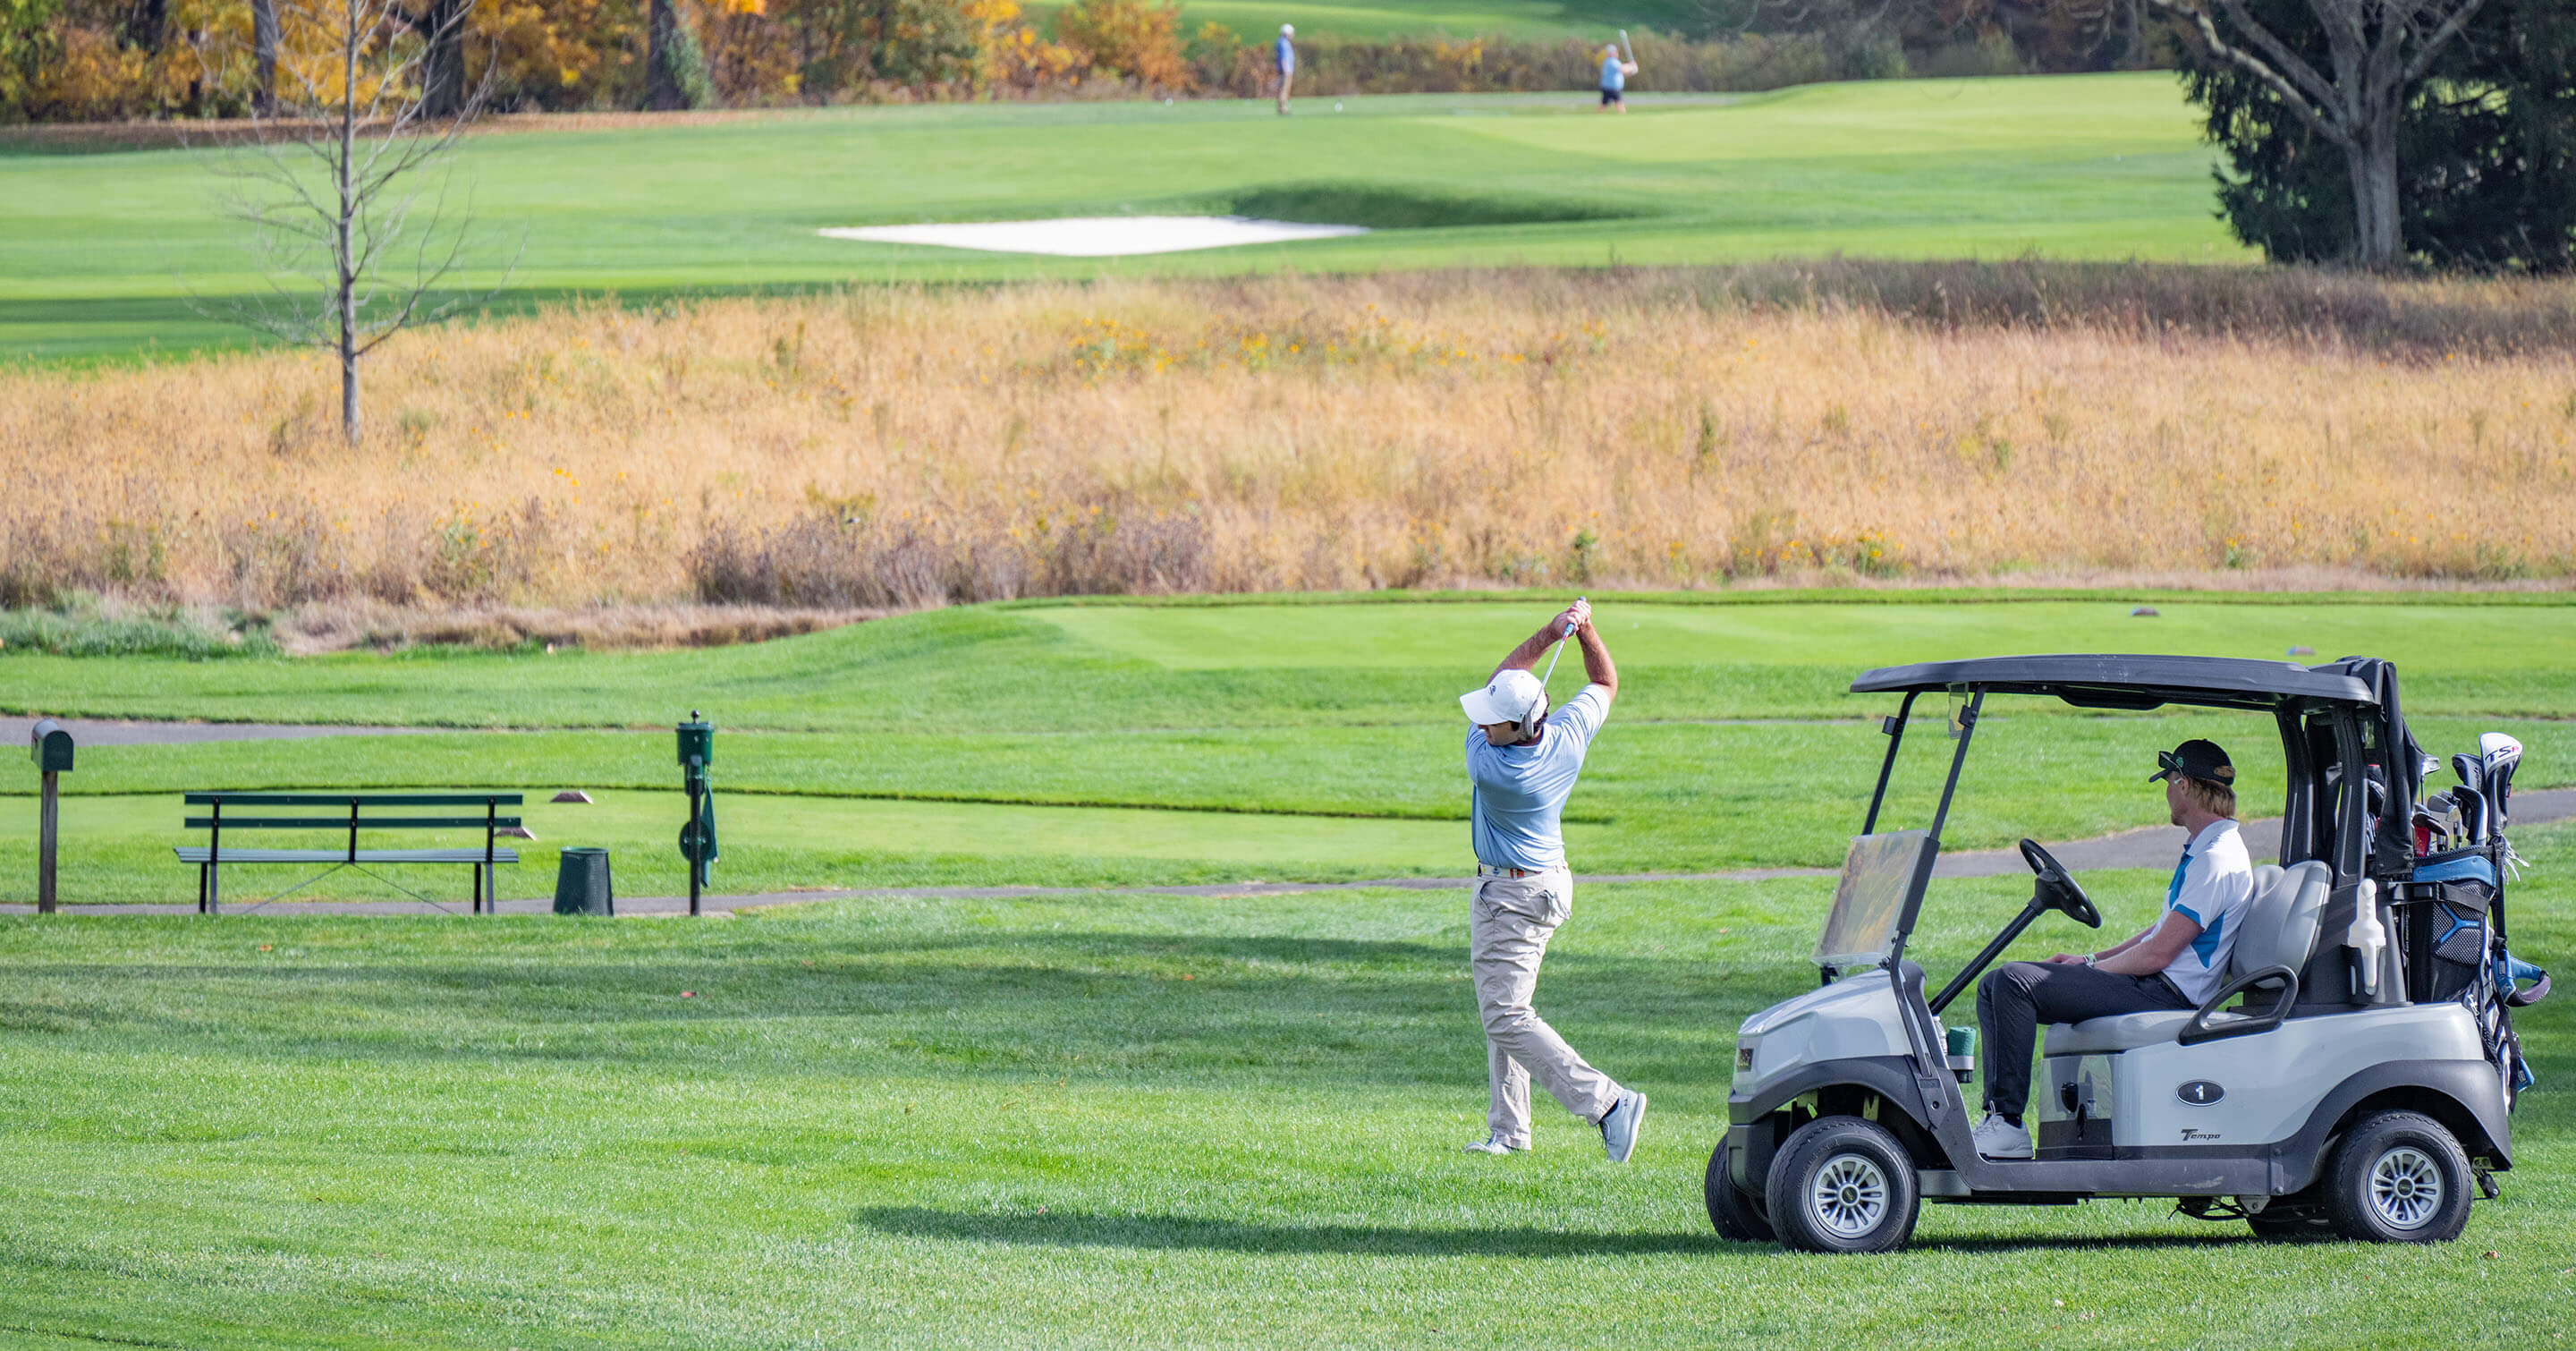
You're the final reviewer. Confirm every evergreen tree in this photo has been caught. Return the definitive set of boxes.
[2176,0,2576,270]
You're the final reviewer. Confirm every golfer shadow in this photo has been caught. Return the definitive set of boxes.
[855,1205,1714,1257]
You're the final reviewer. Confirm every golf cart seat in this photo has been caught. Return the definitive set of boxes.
[2044,861,2331,1055]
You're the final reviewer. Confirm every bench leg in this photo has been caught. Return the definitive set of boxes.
[198,863,208,915]
[472,864,484,914]
[207,863,220,918]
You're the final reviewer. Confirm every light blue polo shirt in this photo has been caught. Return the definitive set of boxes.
[1465,684,1611,871]
[1275,36,1294,72]
[1600,55,1624,91]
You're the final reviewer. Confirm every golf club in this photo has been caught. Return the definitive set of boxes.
[2422,789,2460,850]
[2412,803,2448,854]
[1535,595,1587,697]
[2453,784,2489,845]
[1619,29,1636,72]
[2481,732,2522,823]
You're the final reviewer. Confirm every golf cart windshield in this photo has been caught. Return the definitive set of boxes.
[1814,829,1933,968]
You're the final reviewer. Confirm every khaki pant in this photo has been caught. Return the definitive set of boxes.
[1275,68,1293,114]
[1471,869,1620,1145]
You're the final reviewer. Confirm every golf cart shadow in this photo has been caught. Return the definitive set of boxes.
[854,1206,1713,1257]
[1907,1228,2299,1253]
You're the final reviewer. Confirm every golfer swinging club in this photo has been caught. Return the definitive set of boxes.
[1273,23,1295,115]
[1597,41,1637,112]
[1457,599,1647,1161]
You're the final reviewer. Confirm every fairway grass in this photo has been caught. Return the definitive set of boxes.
[0,833,2568,1347]
[0,75,2239,361]
[4,595,2572,902]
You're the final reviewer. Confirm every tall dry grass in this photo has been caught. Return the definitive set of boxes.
[6,264,2576,617]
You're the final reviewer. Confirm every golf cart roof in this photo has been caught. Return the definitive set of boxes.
[1849,654,2379,711]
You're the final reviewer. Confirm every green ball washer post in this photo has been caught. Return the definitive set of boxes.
[676,711,717,915]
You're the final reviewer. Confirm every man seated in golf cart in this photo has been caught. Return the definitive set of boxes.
[1971,740,2256,1160]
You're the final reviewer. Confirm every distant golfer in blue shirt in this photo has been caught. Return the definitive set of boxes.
[1274,24,1295,115]
[1597,43,1636,112]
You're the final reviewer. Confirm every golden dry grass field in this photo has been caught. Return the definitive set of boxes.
[7,265,2576,618]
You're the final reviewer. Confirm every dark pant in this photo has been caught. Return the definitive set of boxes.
[1975,961,2191,1117]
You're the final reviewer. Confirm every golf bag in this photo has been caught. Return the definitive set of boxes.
[2394,739,2548,1107]
[2407,851,2502,1003]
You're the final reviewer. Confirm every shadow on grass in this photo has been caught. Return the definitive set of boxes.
[854,1205,1716,1256]
[1911,1231,2262,1253]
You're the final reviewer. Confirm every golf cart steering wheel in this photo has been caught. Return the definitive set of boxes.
[2018,839,2102,930]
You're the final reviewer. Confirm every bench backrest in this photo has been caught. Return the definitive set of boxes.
[184,793,524,842]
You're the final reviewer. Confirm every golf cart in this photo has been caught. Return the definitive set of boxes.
[1709,655,2539,1253]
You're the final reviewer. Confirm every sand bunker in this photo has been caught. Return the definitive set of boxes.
[817,215,1368,257]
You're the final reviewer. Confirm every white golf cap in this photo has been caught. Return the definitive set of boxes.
[1462,668,1546,726]
[1282,22,1293,34]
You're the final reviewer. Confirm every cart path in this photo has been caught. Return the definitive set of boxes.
[0,716,451,746]
[1,715,1864,743]
[12,788,2569,917]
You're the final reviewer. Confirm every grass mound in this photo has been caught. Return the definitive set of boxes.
[1221,181,1654,228]
[0,599,274,659]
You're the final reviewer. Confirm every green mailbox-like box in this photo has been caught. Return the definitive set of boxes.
[28,719,72,773]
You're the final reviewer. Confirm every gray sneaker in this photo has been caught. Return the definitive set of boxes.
[1972,1111,2033,1160]
[1462,1135,1524,1156]
[1598,1090,1648,1163]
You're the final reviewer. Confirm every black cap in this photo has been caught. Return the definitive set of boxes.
[2151,739,2234,786]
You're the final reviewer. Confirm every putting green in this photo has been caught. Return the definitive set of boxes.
[1019,0,1708,42]
[1021,599,2563,672]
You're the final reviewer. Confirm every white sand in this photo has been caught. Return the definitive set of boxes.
[817,216,1368,258]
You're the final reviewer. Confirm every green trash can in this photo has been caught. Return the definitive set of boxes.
[554,847,614,916]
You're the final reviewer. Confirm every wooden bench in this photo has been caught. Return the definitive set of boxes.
[177,792,524,915]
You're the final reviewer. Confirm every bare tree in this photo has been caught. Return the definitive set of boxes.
[2150,0,2490,268]
[206,0,504,441]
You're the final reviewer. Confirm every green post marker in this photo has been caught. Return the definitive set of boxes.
[676,711,716,915]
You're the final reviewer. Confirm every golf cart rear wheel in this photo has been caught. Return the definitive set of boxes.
[1765,1116,1919,1254]
[1704,1144,1774,1244]
[2324,1110,2471,1244]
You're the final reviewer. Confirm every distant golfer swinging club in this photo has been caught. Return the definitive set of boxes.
[1458,599,1648,1161]
[1274,24,1295,115]
[1597,39,1637,112]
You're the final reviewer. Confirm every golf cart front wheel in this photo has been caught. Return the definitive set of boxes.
[1704,1143,1775,1244]
[1764,1116,1920,1253]
[2324,1109,2471,1244]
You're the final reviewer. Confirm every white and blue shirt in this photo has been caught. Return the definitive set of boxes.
[1464,684,1610,871]
[1600,55,1624,91]
[2160,818,2255,1004]
[1275,35,1294,72]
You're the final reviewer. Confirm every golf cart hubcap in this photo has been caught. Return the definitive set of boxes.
[2368,1146,2444,1230]
[1809,1153,1890,1238]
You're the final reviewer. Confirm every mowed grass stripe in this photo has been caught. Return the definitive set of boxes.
[8,599,2576,734]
